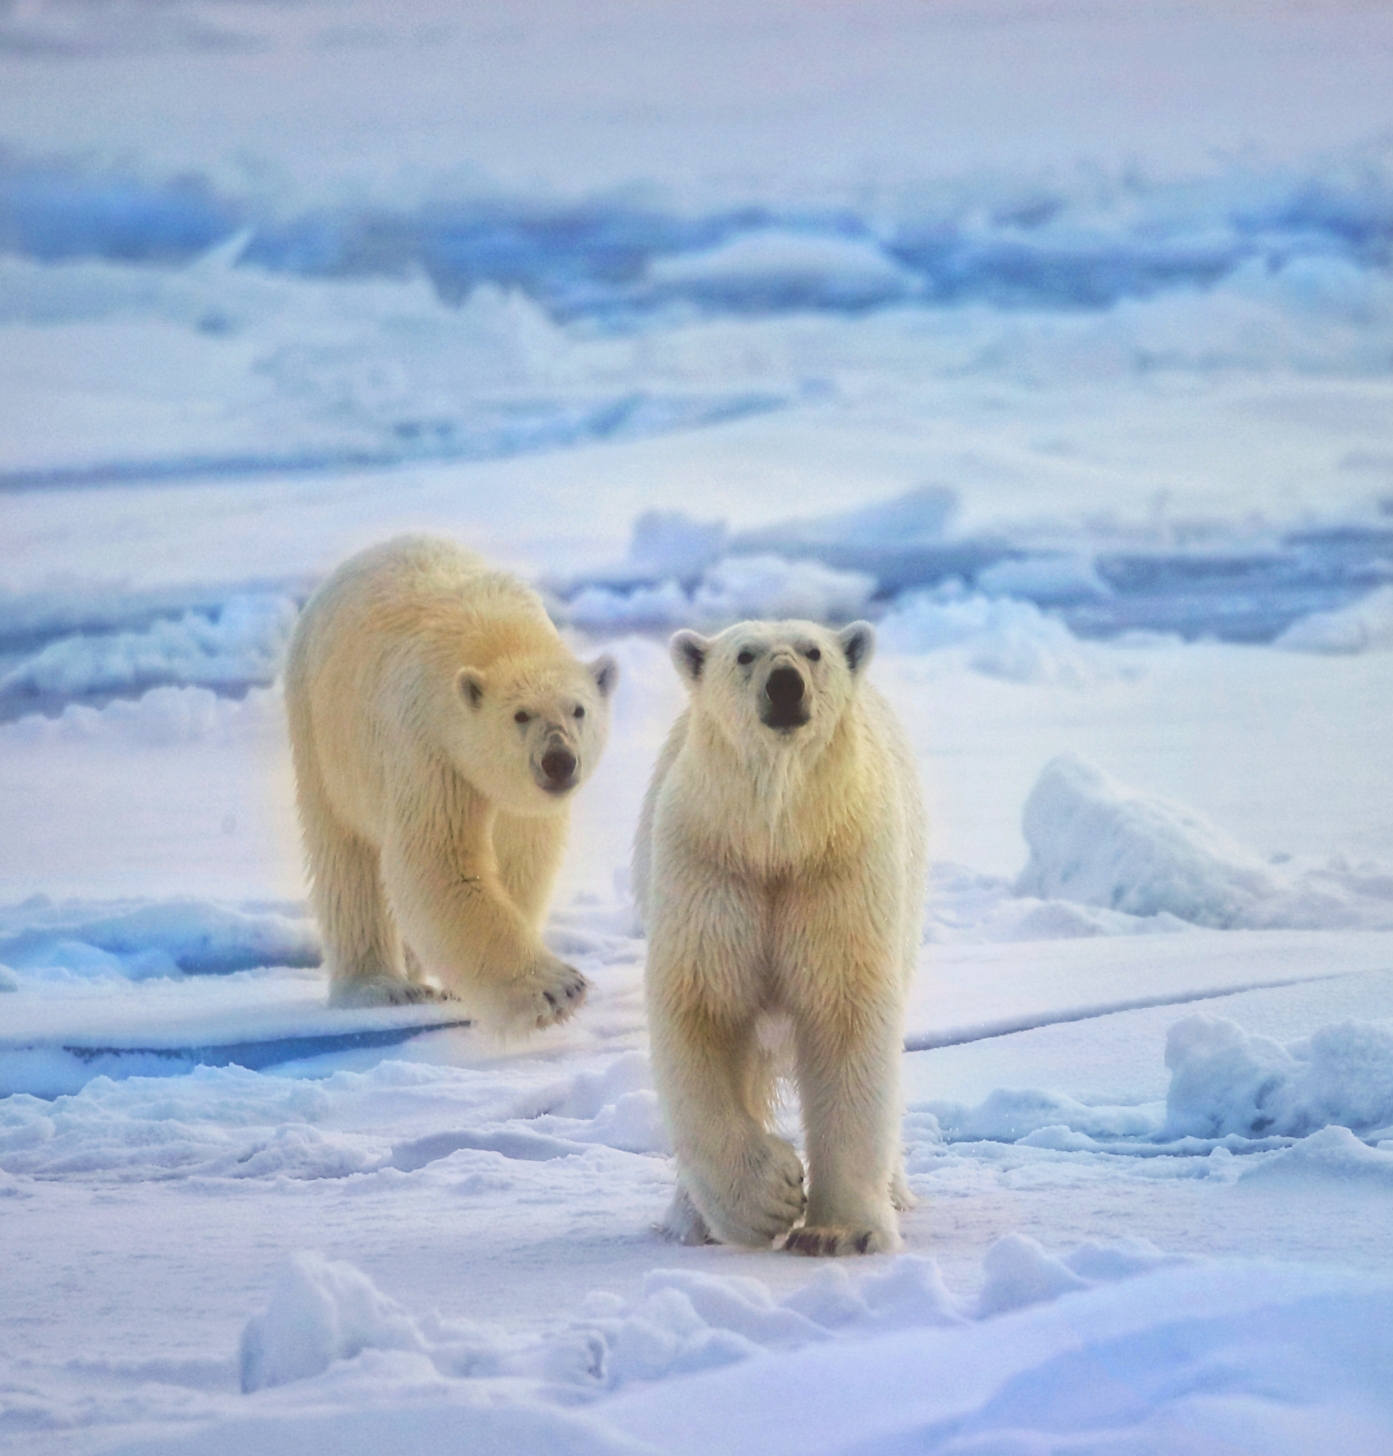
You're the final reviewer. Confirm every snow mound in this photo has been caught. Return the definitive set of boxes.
[230,1237,1183,1404]
[0,594,297,700]
[1015,753,1279,925]
[1015,754,1393,929]
[647,230,913,311]
[0,896,319,979]
[565,554,875,631]
[1164,1014,1393,1140]
[1276,584,1393,653]
[1240,1124,1393,1187]
[878,592,1117,685]
[922,1012,1393,1160]
[240,1252,427,1393]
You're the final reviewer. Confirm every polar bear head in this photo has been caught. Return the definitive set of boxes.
[455,652,618,815]
[669,618,874,757]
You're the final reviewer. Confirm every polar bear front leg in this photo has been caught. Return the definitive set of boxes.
[381,798,587,1033]
[646,881,806,1248]
[491,810,568,930]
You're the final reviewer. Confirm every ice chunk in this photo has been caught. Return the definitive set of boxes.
[690,555,875,624]
[1276,584,1393,654]
[878,592,1113,685]
[563,554,874,631]
[1014,753,1279,926]
[647,230,913,311]
[1164,1014,1393,1140]
[0,594,297,700]
[239,1252,427,1393]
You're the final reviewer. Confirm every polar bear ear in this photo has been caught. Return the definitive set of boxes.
[838,621,876,676]
[457,667,488,709]
[589,654,619,699]
[670,629,709,686]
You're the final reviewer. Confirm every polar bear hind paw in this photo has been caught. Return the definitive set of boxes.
[784,1223,900,1257]
[329,976,454,1008]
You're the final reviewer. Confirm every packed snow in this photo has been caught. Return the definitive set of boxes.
[3,2,1393,1453]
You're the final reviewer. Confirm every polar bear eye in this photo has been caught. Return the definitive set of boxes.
[737,650,755,666]
[573,705,585,719]
[805,646,821,662]
[514,710,531,725]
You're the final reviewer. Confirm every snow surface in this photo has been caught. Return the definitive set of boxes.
[4,2,1393,1453]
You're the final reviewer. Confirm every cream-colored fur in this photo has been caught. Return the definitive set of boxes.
[285,535,617,1031]
[635,618,925,1255]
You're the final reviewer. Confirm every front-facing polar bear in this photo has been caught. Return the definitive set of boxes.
[285,536,617,1031]
[635,618,926,1255]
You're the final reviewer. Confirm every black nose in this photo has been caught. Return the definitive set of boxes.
[541,747,577,784]
[765,667,805,709]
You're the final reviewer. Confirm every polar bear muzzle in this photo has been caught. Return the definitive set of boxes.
[537,737,580,794]
[761,664,810,731]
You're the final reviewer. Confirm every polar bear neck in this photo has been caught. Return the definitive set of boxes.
[684,708,870,875]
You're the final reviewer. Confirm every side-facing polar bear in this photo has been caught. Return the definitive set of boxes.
[285,535,617,1031]
[635,618,926,1255]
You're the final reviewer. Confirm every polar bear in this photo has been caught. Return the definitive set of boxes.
[635,618,926,1255]
[284,536,617,1031]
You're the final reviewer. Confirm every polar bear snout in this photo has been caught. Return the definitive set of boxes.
[537,739,579,794]
[761,664,810,730]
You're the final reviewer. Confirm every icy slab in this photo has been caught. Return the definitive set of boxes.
[1014,753,1393,930]
[0,963,474,1096]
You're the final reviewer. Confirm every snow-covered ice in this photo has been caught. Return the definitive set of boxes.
[3,2,1393,1452]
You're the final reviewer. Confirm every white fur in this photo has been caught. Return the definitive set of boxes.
[285,535,617,1031]
[635,618,926,1255]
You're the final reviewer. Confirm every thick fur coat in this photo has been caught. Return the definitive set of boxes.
[285,535,617,1030]
[635,618,926,1255]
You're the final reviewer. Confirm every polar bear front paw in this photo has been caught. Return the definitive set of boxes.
[508,953,590,1031]
[705,1133,806,1247]
[784,1221,902,1257]
[330,975,454,1008]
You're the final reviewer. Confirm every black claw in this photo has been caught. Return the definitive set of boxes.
[855,1231,873,1254]
[543,991,557,1008]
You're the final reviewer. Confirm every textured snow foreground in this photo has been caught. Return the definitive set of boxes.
[4,644,1393,1456]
